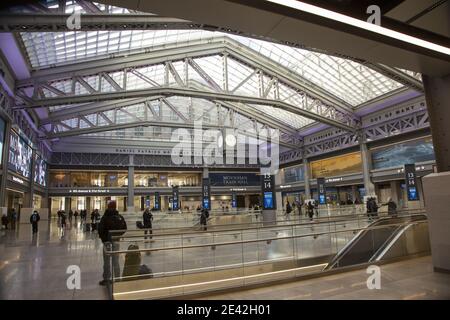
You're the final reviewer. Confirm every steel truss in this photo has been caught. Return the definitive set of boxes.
[280,108,430,164]
[15,37,362,146]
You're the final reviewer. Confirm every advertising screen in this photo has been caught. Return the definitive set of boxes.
[371,137,435,169]
[0,117,5,165]
[34,154,47,186]
[310,152,362,178]
[284,164,305,183]
[8,131,32,178]
[263,192,274,209]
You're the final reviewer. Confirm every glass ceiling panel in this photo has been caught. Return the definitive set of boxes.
[20,27,408,107]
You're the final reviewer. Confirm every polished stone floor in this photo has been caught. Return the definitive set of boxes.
[1,214,443,300]
[202,256,450,300]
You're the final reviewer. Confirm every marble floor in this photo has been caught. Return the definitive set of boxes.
[1,216,445,300]
[202,256,450,300]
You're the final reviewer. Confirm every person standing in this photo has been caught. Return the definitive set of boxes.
[1,213,9,230]
[286,201,292,215]
[307,201,314,221]
[200,209,208,231]
[30,210,41,234]
[98,201,127,286]
[386,198,398,216]
[68,209,73,223]
[143,208,153,240]
[10,208,17,230]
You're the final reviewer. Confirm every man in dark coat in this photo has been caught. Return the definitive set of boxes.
[30,210,41,234]
[98,201,127,286]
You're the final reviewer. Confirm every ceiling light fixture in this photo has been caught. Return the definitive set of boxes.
[264,0,450,56]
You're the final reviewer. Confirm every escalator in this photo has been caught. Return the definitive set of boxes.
[324,214,428,270]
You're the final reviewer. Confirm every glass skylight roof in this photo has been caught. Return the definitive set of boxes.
[13,1,424,144]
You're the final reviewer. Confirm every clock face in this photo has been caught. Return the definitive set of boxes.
[225,134,237,147]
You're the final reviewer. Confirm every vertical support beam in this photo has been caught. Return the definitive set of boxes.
[422,73,450,273]
[422,75,450,172]
[258,70,264,98]
[127,154,135,212]
[360,141,375,197]
[223,53,229,92]
[184,58,189,86]
[303,157,311,199]
[27,150,35,208]
[164,63,169,86]
[0,120,11,207]
[275,169,283,212]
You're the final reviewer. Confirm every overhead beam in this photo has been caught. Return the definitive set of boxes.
[25,86,355,131]
[0,13,198,32]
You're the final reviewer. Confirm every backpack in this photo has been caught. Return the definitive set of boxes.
[136,221,144,229]
[122,244,141,278]
[32,214,38,222]
[109,214,127,236]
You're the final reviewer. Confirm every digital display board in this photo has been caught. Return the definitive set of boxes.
[372,137,435,169]
[202,178,211,210]
[209,173,260,186]
[172,186,179,210]
[310,152,362,178]
[261,174,276,210]
[231,192,237,208]
[0,117,5,165]
[154,192,160,210]
[33,154,47,186]
[404,164,419,201]
[8,131,32,178]
[317,177,327,204]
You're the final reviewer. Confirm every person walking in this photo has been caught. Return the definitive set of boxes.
[307,201,314,221]
[60,211,67,229]
[30,210,41,234]
[98,201,127,286]
[68,209,73,223]
[143,208,153,240]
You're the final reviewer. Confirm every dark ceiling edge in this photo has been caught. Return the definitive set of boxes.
[225,0,450,63]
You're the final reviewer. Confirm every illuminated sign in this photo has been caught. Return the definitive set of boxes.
[261,173,276,210]
[154,192,160,210]
[317,177,326,205]
[69,189,111,193]
[202,178,211,210]
[12,176,25,184]
[231,192,237,208]
[172,186,179,210]
[404,164,419,201]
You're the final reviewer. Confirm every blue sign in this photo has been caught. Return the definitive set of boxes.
[231,192,237,208]
[210,173,260,186]
[317,177,327,204]
[408,187,418,201]
[404,164,420,201]
[172,187,179,210]
[261,174,276,210]
[154,192,160,210]
[202,178,211,210]
[263,192,274,209]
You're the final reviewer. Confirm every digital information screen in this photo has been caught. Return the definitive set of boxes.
[33,154,47,186]
[231,192,237,208]
[154,192,160,210]
[261,173,276,210]
[8,131,32,178]
[145,196,151,208]
[317,177,327,205]
[172,186,179,210]
[0,117,5,165]
[404,164,419,201]
[202,178,211,210]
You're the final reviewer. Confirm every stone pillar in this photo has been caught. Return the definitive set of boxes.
[86,196,91,212]
[389,181,399,204]
[360,141,375,197]
[303,158,311,199]
[275,169,283,212]
[0,120,11,208]
[127,155,135,212]
[351,185,358,202]
[422,74,450,272]
[64,197,71,212]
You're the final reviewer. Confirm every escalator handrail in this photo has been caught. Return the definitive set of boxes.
[324,214,427,269]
